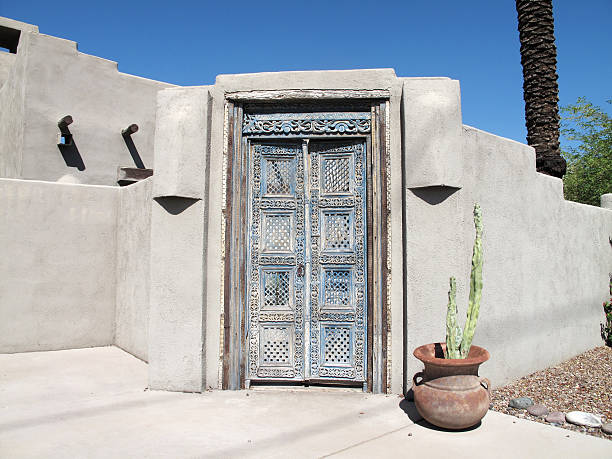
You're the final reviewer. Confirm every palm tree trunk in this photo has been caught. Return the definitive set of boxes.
[516,0,566,177]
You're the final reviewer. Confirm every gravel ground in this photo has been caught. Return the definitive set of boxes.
[491,346,612,440]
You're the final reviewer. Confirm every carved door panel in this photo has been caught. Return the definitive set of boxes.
[308,140,367,382]
[246,139,367,383]
[246,142,306,380]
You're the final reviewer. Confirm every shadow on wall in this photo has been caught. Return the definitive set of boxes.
[57,138,85,171]
[57,115,85,171]
[122,124,146,169]
[410,186,460,205]
[154,196,199,215]
[123,135,145,169]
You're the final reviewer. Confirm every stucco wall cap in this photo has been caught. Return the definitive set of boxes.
[601,193,612,210]
[215,68,398,92]
[0,17,39,33]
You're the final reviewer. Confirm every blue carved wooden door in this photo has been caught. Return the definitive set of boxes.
[245,120,368,385]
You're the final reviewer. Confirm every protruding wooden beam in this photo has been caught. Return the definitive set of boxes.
[57,115,74,146]
[57,115,73,132]
[117,166,153,186]
[121,124,139,137]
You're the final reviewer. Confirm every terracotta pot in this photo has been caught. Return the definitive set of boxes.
[413,343,490,381]
[413,374,491,429]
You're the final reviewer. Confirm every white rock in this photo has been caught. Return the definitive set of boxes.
[565,411,602,428]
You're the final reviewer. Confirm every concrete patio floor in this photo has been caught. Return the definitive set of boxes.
[0,347,610,458]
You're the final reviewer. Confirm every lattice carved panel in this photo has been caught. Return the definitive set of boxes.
[264,158,294,195]
[263,270,291,310]
[322,157,350,193]
[323,269,352,308]
[323,212,353,251]
[323,326,352,366]
[260,326,293,366]
[263,213,292,252]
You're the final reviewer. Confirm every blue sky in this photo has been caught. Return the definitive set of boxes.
[2,0,610,144]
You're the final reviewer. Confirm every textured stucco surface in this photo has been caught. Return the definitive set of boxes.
[115,178,152,361]
[214,68,398,93]
[153,87,211,199]
[0,52,16,87]
[148,197,206,392]
[403,126,612,390]
[401,77,463,188]
[0,18,173,185]
[0,21,30,178]
[0,179,118,352]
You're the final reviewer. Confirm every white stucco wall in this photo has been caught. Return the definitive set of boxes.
[0,19,33,178]
[403,126,612,389]
[0,17,173,186]
[115,178,152,361]
[0,178,118,352]
[148,86,211,392]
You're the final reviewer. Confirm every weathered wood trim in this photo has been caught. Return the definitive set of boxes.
[379,102,390,393]
[236,106,247,389]
[223,102,249,390]
[366,133,374,393]
[367,101,390,394]
[222,102,235,389]
[226,89,390,101]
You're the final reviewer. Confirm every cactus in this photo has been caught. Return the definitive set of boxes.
[445,277,463,358]
[445,203,484,359]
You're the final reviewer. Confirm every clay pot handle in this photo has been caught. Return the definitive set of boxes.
[480,377,492,399]
[413,371,425,386]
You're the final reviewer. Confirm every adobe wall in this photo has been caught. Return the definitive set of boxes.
[115,178,153,362]
[0,178,118,352]
[0,17,173,186]
[0,19,34,178]
[148,87,210,392]
[402,125,612,389]
[0,176,155,359]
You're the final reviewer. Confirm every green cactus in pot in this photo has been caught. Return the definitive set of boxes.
[445,203,483,359]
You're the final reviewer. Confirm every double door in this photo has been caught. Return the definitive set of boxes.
[246,139,367,383]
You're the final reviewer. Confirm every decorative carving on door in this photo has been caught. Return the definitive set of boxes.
[309,140,366,382]
[245,125,367,383]
[247,142,305,380]
[243,112,371,136]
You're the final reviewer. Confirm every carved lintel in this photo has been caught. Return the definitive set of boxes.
[243,112,371,136]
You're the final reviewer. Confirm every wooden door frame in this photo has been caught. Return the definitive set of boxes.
[222,92,389,393]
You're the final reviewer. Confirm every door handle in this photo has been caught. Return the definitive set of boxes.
[296,264,305,277]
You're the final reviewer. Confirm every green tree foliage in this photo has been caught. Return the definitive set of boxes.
[561,98,612,206]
